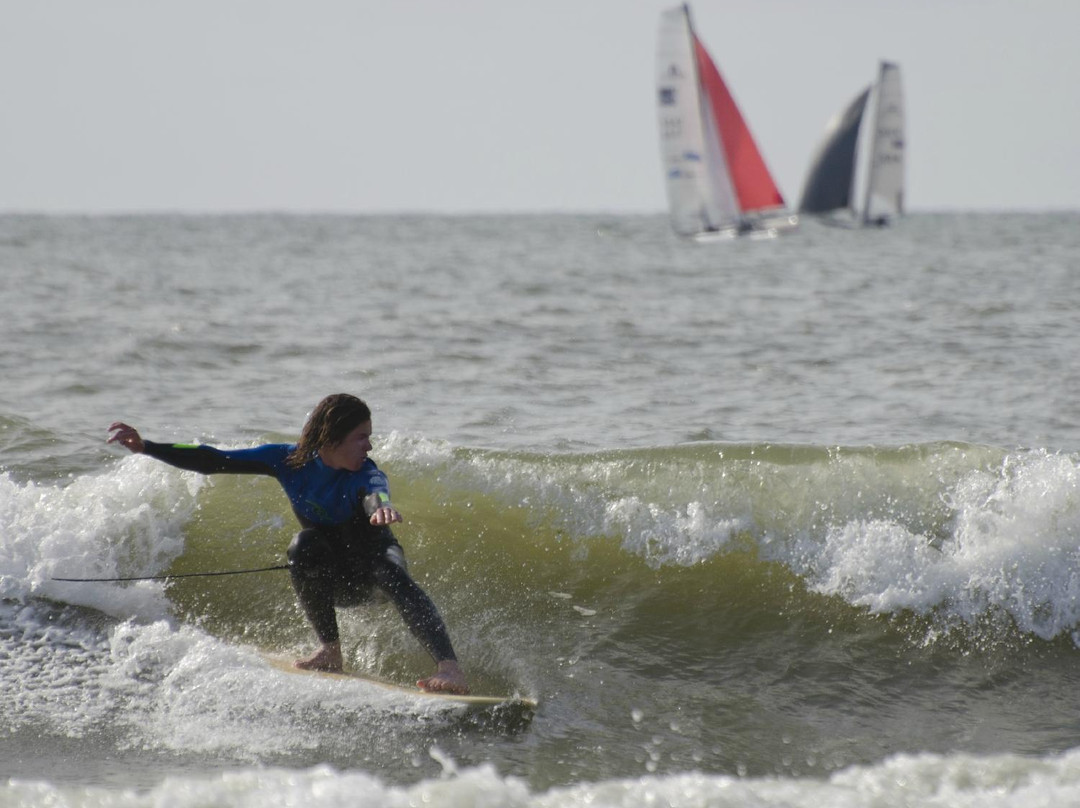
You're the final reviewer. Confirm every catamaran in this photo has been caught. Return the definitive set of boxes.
[798,61,905,227]
[656,3,797,240]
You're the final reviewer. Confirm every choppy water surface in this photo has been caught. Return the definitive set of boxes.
[3,212,1080,807]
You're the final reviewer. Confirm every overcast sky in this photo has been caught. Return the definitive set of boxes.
[2,1,1077,214]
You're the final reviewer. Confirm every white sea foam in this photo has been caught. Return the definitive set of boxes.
[0,601,500,765]
[783,449,1080,640]
[101,620,437,758]
[379,433,750,566]
[5,747,1080,808]
[0,455,203,620]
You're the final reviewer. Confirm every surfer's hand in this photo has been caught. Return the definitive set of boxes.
[369,505,402,526]
[107,422,145,454]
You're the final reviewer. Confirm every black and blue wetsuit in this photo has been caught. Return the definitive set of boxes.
[141,440,457,663]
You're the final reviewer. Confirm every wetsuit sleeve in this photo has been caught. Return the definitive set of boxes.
[361,490,393,517]
[141,440,284,476]
[359,462,393,517]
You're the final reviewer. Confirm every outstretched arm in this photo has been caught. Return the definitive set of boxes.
[107,422,280,476]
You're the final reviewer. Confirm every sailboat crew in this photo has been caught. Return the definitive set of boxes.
[107,393,469,694]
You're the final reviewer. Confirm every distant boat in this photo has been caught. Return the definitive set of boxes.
[799,61,905,227]
[655,3,797,240]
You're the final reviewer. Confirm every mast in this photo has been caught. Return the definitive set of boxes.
[680,3,726,231]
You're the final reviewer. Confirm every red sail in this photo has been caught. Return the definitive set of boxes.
[693,35,784,213]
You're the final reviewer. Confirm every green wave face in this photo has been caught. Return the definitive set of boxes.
[161,440,1077,675]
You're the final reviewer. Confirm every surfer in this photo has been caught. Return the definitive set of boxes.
[106,393,469,694]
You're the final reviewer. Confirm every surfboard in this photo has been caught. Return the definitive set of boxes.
[260,653,538,718]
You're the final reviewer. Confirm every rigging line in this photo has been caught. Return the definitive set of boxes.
[51,564,291,583]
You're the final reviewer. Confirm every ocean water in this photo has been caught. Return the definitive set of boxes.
[3,211,1080,806]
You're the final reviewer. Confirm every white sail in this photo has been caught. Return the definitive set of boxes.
[861,61,905,225]
[656,6,734,235]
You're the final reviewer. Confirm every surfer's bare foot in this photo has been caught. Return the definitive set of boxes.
[294,642,343,672]
[418,659,469,694]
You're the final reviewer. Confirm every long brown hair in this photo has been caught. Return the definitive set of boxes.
[286,394,372,468]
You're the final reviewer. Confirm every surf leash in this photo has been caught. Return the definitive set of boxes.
[51,564,290,583]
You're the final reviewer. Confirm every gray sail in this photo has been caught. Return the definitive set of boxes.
[798,87,870,214]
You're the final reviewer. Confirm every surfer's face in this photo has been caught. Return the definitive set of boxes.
[319,420,373,471]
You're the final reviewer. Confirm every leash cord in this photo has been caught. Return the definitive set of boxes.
[51,564,290,582]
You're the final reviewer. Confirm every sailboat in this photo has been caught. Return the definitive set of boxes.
[656,4,797,240]
[798,61,905,227]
